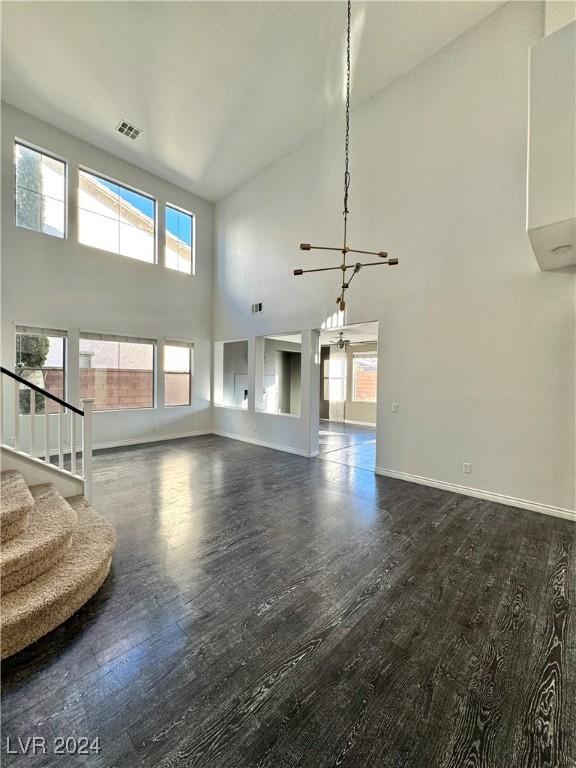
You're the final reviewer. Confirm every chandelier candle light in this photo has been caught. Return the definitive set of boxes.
[294,0,398,312]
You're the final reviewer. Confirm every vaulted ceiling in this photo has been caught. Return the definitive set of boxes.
[2,1,503,201]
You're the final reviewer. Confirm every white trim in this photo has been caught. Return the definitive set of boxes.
[375,467,576,522]
[93,429,210,451]
[1,445,84,498]
[212,429,317,458]
[15,323,68,337]
[255,409,301,420]
[80,331,157,344]
[319,418,375,427]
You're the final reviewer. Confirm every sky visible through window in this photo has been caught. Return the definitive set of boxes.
[166,205,192,248]
[95,176,155,220]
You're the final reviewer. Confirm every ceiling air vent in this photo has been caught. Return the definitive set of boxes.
[116,120,142,140]
[251,302,263,314]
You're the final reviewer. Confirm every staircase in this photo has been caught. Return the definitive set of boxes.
[0,368,115,659]
[0,470,115,659]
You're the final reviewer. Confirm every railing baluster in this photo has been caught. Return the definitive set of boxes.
[82,400,93,501]
[0,374,3,444]
[59,406,65,469]
[14,381,20,451]
[44,405,51,464]
[2,370,91,490]
[71,410,77,474]
[29,389,36,457]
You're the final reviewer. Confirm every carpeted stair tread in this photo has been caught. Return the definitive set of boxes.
[1,496,116,659]
[1,470,34,543]
[0,484,78,596]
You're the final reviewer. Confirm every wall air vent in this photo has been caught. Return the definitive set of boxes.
[251,302,263,314]
[116,120,142,140]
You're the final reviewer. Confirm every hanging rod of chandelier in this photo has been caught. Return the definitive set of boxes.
[293,0,398,312]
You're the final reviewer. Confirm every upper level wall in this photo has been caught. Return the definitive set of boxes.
[214,2,576,512]
[1,104,214,447]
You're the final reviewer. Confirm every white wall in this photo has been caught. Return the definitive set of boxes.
[1,103,214,448]
[214,331,319,457]
[545,0,576,34]
[214,3,575,513]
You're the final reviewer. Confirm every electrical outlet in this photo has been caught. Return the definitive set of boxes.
[391,402,399,413]
[462,462,472,474]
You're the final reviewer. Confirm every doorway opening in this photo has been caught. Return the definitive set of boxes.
[318,321,378,471]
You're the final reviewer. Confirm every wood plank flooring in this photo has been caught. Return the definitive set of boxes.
[1,434,575,767]
[318,421,376,471]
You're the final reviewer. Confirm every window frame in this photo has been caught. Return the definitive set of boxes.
[77,166,157,265]
[15,325,68,412]
[165,202,195,276]
[163,340,193,408]
[79,331,157,412]
[352,351,378,403]
[14,139,68,239]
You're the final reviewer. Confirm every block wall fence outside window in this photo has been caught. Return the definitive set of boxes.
[164,342,193,406]
[79,335,155,411]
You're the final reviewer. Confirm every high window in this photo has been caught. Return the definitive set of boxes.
[78,170,155,263]
[15,142,66,238]
[165,204,194,274]
[15,327,67,414]
[352,352,377,403]
[79,334,155,411]
[164,342,193,406]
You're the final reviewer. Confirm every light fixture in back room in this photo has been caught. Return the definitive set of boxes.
[294,0,399,312]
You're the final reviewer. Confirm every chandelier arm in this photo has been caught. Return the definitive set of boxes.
[294,265,348,275]
[301,245,346,253]
[357,260,399,267]
[344,265,361,288]
[347,248,388,257]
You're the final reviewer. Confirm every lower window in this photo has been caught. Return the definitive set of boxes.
[15,326,66,414]
[79,334,155,410]
[164,342,193,406]
[352,352,377,402]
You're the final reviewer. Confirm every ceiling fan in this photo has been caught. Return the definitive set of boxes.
[330,332,350,349]
[329,331,373,349]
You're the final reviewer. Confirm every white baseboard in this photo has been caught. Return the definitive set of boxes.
[94,429,210,451]
[212,430,316,458]
[375,467,576,522]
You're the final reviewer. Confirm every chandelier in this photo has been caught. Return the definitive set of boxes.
[294,0,398,312]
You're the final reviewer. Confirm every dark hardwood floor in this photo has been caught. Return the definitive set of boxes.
[318,420,376,471]
[2,434,575,767]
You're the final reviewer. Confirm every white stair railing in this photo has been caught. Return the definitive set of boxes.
[0,366,93,500]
